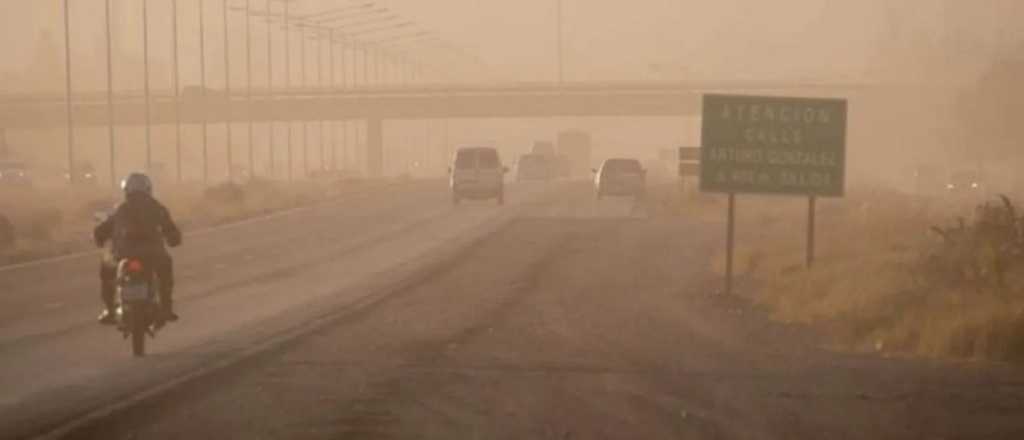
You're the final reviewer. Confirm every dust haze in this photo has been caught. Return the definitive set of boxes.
[3,2,1024,439]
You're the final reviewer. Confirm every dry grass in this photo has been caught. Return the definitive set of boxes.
[647,183,1024,364]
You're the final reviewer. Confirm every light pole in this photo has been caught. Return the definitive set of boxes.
[104,0,116,188]
[245,0,254,180]
[557,0,564,84]
[299,23,308,177]
[172,0,183,183]
[223,0,233,182]
[328,28,341,171]
[266,0,274,178]
[284,0,292,182]
[143,0,152,172]
[316,29,325,171]
[200,0,209,183]
[63,0,75,184]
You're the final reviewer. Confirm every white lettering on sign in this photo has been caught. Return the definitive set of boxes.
[765,150,837,167]
[719,103,832,125]
[743,127,804,146]
[709,147,763,163]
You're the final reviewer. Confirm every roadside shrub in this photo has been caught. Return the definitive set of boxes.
[925,195,1024,290]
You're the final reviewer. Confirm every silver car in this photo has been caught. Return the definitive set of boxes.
[594,158,646,200]
[450,147,509,205]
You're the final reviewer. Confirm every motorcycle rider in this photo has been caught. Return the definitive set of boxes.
[95,173,182,324]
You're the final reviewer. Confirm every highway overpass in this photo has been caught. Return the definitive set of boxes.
[0,81,861,129]
[0,81,862,176]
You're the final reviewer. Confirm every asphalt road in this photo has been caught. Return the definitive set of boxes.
[4,181,1024,439]
[1,179,566,439]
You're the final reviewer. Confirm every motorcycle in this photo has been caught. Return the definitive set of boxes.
[94,210,165,357]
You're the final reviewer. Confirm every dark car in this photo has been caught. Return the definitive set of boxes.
[946,170,983,192]
[0,160,32,187]
[65,162,99,185]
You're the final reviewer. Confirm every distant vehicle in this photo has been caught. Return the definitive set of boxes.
[946,170,983,192]
[557,130,592,179]
[0,160,32,187]
[531,141,556,157]
[65,162,98,185]
[594,158,646,200]
[516,153,552,182]
[450,147,508,205]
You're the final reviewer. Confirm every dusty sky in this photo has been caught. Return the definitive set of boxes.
[1,0,1021,90]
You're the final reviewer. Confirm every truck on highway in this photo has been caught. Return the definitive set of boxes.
[556,130,592,179]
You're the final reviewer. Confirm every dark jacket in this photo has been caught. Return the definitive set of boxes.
[94,193,182,259]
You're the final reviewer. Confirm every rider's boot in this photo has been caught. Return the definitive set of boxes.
[97,307,117,325]
[162,301,179,322]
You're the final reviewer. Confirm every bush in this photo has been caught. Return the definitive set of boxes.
[926,195,1024,290]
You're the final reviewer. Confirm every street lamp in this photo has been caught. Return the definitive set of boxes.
[223,0,233,182]
[266,0,274,178]
[172,0,182,183]
[63,0,74,184]
[144,0,152,172]
[200,0,209,183]
[556,0,564,84]
[298,23,308,177]
[104,0,116,188]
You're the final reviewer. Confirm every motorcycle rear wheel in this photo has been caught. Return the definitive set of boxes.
[129,310,147,357]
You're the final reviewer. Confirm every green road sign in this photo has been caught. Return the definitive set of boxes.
[700,94,847,196]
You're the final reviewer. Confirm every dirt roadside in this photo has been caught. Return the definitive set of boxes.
[71,207,1024,439]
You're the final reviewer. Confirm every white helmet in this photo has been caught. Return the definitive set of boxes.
[121,172,153,196]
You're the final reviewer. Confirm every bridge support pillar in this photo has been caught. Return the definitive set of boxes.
[367,118,383,178]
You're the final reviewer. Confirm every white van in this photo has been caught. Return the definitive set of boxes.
[450,147,508,205]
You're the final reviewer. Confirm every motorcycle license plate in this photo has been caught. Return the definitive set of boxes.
[120,284,151,302]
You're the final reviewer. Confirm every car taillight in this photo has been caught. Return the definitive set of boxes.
[126,259,144,273]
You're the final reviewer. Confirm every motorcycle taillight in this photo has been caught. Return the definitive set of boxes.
[126,259,144,273]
